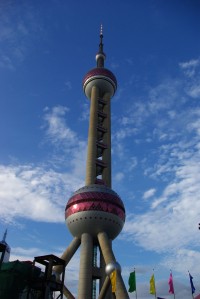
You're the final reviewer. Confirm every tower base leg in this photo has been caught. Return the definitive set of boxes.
[98,232,130,299]
[78,233,93,299]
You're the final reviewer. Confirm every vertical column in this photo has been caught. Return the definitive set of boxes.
[99,243,112,299]
[102,93,111,188]
[78,233,93,299]
[86,86,99,185]
[98,232,129,299]
[54,237,81,274]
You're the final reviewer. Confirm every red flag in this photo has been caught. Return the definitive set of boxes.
[168,272,174,294]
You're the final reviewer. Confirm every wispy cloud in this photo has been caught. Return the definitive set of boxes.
[79,102,90,121]
[143,188,156,200]
[179,58,200,78]
[43,106,76,145]
[0,105,86,225]
[162,249,200,277]
[118,58,200,281]
[123,119,200,278]
[0,2,43,69]
[0,164,82,224]
[179,57,200,99]
[114,172,125,182]
[42,105,87,178]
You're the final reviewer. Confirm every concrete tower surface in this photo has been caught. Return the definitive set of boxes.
[55,26,129,299]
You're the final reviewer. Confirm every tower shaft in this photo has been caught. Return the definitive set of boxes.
[86,87,111,187]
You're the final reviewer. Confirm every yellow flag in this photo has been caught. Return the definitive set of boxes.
[150,274,156,294]
[110,270,117,293]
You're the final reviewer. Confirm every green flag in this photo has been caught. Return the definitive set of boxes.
[128,271,136,292]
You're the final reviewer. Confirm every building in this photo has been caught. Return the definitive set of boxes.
[54,26,130,299]
[0,229,10,265]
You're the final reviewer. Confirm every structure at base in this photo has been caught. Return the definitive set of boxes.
[54,26,129,299]
[0,229,10,266]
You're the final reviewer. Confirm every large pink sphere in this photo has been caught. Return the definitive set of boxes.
[65,184,125,240]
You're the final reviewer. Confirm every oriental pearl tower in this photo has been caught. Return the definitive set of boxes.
[55,26,129,299]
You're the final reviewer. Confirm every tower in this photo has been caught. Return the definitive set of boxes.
[55,27,129,299]
[0,229,11,265]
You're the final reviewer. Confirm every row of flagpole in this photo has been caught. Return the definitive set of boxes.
[110,268,196,299]
[148,270,176,299]
[126,268,196,299]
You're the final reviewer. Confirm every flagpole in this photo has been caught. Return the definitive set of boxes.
[153,269,156,299]
[188,271,195,299]
[149,269,156,299]
[134,268,138,299]
[170,270,175,299]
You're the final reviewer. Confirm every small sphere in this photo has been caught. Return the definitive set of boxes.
[65,184,125,240]
[105,262,121,276]
[95,53,106,62]
[83,68,117,99]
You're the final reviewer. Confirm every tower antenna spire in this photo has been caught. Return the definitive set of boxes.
[96,24,106,67]
[2,229,7,242]
[100,24,103,42]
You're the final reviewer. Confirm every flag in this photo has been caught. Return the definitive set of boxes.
[128,271,136,293]
[168,272,174,294]
[189,273,195,294]
[110,270,116,293]
[150,274,156,295]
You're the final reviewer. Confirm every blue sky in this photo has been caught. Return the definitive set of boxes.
[1,1,200,298]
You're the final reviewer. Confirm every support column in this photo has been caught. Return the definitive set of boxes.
[86,86,99,185]
[54,237,81,274]
[102,93,111,188]
[63,285,75,299]
[98,276,111,299]
[98,232,129,299]
[99,248,112,299]
[78,233,93,299]
[98,232,115,264]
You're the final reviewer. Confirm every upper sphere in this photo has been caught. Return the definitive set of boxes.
[83,67,117,99]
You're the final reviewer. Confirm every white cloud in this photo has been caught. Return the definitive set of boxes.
[42,105,87,178]
[10,246,47,262]
[79,102,90,121]
[124,131,200,251]
[0,105,87,225]
[0,2,43,69]
[162,249,200,277]
[123,139,200,280]
[187,83,200,99]
[179,58,200,99]
[114,172,125,182]
[128,157,138,171]
[43,106,76,144]
[119,67,200,279]
[179,58,200,78]
[0,164,83,224]
[115,127,138,140]
[143,188,156,200]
